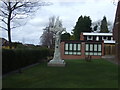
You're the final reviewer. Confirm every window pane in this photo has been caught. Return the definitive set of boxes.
[65,51,68,55]
[65,43,68,50]
[85,52,89,55]
[94,44,97,51]
[73,52,77,55]
[69,44,72,50]
[69,52,72,55]
[94,52,98,55]
[78,44,81,50]
[90,52,93,55]
[73,44,76,50]
[77,52,81,55]
[86,44,89,51]
[90,44,93,51]
[98,52,102,56]
[98,44,102,51]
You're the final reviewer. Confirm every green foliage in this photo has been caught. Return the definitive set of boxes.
[11,42,25,48]
[93,25,98,31]
[72,15,92,40]
[100,16,109,33]
[70,35,75,40]
[61,33,71,41]
[2,48,53,74]
[2,49,15,73]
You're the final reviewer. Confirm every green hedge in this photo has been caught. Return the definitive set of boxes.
[2,48,53,74]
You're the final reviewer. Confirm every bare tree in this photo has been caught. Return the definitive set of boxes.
[40,16,57,48]
[40,28,54,48]
[92,19,113,33]
[92,20,101,32]
[0,0,50,44]
[107,21,113,32]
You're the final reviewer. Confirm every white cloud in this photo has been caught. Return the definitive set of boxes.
[1,0,117,45]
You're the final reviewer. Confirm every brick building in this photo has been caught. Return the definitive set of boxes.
[61,40,104,60]
[60,1,120,60]
[60,32,116,60]
[113,1,120,63]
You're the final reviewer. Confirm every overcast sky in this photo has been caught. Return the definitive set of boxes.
[1,0,118,45]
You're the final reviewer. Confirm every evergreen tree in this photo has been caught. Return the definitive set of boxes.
[61,33,71,41]
[93,25,98,32]
[72,15,92,40]
[100,16,109,33]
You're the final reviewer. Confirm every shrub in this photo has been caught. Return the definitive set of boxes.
[2,48,53,74]
[2,49,15,73]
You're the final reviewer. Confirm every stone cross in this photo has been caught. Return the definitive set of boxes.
[48,17,66,67]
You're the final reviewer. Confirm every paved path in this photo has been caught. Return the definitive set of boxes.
[102,55,118,65]
[2,63,40,78]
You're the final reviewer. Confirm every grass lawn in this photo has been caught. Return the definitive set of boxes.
[2,59,118,88]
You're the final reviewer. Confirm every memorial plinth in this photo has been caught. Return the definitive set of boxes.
[48,60,66,67]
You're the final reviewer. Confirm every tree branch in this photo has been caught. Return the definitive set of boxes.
[0,0,51,32]
[8,1,12,11]
[0,14,8,18]
[0,9,9,16]
[0,26,8,31]
[2,0,8,7]
[13,3,26,10]
[11,1,19,11]
[0,19,8,24]
[10,26,19,29]
[10,13,17,20]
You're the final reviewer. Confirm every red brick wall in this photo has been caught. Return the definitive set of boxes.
[80,33,84,40]
[61,42,103,60]
[102,42,104,56]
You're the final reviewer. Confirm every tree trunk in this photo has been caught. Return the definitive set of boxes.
[8,29,11,43]
[8,11,12,48]
[8,13,11,43]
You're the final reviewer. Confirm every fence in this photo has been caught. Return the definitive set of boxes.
[104,44,115,55]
